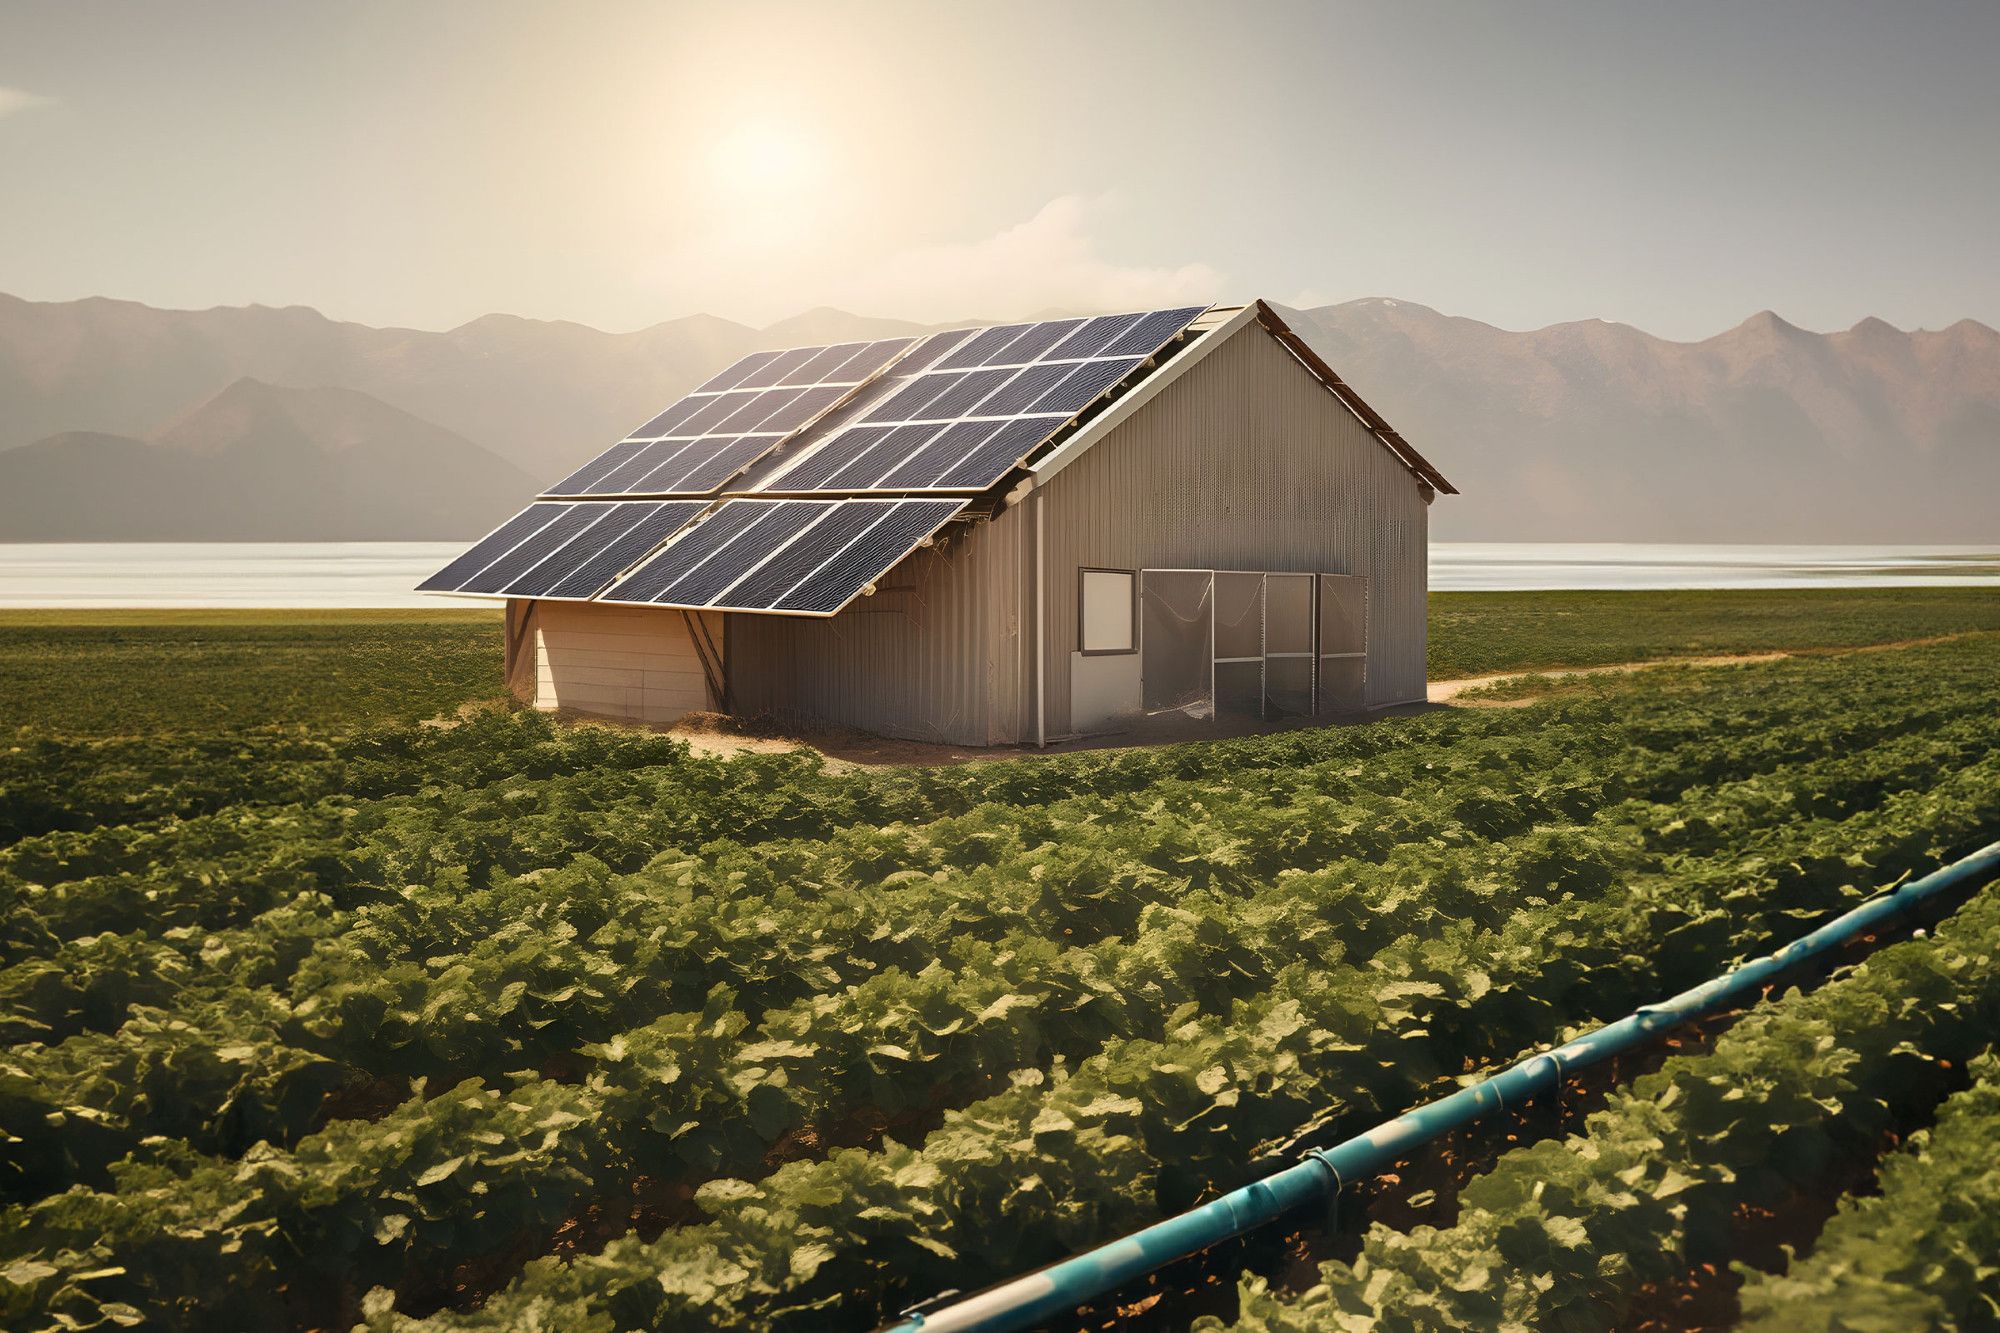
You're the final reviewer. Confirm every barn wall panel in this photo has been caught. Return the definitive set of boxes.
[1034,322,1430,733]
[532,601,719,724]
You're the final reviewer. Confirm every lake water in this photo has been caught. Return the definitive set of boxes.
[1,542,1997,607]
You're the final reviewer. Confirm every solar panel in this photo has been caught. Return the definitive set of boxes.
[541,336,918,499]
[537,502,706,599]
[773,500,963,613]
[416,499,704,598]
[747,304,1207,495]
[605,497,966,615]
[417,503,567,592]
[606,500,789,604]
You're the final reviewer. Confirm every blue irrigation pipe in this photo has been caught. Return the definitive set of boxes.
[878,837,2000,1333]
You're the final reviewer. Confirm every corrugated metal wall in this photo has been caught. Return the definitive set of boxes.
[645,318,1428,747]
[1033,321,1431,732]
[724,508,1030,745]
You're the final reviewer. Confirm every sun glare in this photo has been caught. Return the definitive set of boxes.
[712,124,820,197]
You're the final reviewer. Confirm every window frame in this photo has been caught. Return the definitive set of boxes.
[1077,566,1138,656]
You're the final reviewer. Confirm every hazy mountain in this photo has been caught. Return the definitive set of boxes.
[0,378,536,540]
[1282,300,2000,541]
[1,291,1994,542]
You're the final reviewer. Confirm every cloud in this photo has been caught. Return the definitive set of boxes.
[829,195,1223,322]
[0,87,54,118]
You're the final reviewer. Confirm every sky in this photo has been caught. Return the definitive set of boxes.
[2,0,1996,339]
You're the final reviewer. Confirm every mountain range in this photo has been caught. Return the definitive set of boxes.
[1,291,1994,542]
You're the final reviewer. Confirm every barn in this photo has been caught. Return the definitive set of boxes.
[420,301,1455,747]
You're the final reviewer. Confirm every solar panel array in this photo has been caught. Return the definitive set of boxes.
[758,306,1206,494]
[421,304,1212,612]
[602,497,963,616]
[417,499,706,599]
[543,337,912,497]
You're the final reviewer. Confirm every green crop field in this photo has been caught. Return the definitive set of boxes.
[1,589,1997,1331]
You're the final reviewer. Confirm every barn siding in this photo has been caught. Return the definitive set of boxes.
[532,601,720,724]
[1033,320,1431,733]
[723,510,1028,746]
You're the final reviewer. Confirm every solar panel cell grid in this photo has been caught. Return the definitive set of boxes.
[734,346,819,390]
[417,503,564,591]
[588,440,689,493]
[608,499,788,604]
[938,323,1035,371]
[790,343,863,383]
[827,338,914,382]
[773,500,958,613]
[676,391,760,437]
[1046,312,1144,360]
[503,502,647,598]
[864,373,959,424]
[670,436,774,494]
[886,328,975,377]
[628,397,706,440]
[969,361,1075,418]
[1102,305,1207,357]
[873,420,1005,489]
[460,504,604,594]
[541,502,705,600]
[712,388,801,434]
[717,503,881,609]
[673,502,833,606]
[759,384,844,433]
[912,367,1015,420]
[1031,356,1144,415]
[827,423,939,489]
[546,441,645,494]
[768,425,896,491]
[691,349,779,394]
[931,415,1068,489]
[983,318,1084,366]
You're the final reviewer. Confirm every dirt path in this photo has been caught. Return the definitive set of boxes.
[1426,652,1791,704]
[1427,631,1983,706]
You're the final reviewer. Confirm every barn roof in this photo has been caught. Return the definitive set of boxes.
[419,301,1451,615]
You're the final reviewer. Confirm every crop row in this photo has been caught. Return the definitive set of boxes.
[1214,881,2000,1332]
[1735,1050,2000,1330]
[6,667,1991,1209]
[9,744,1971,1331]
